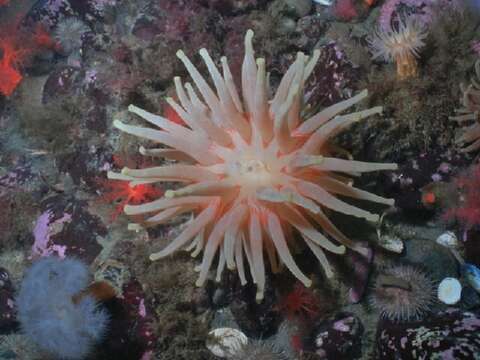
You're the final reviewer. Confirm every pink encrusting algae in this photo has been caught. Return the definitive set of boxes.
[108,30,397,301]
[32,210,71,258]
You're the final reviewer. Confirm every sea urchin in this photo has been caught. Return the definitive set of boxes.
[108,30,397,300]
[371,265,436,322]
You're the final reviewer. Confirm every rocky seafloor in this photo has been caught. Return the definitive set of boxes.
[1,0,480,359]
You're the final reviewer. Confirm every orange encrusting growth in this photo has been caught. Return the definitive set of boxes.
[0,39,25,96]
[109,30,397,301]
[0,22,56,96]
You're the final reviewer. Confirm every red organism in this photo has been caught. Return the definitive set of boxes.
[333,0,358,21]
[163,104,185,126]
[0,60,23,97]
[0,21,56,96]
[98,155,164,220]
[0,0,9,6]
[33,24,58,50]
[276,282,320,321]
[290,334,304,353]
[97,179,164,220]
[443,165,480,228]
[0,36,27,96]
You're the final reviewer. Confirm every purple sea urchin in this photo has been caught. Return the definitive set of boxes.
[370,265,436,322]
[109,30,397,301]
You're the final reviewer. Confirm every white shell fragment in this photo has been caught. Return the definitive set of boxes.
[313,0,334,5]
[206,327,248,358]
[438,277,462,305]
[378,234,404,253]
[436,231,458,248]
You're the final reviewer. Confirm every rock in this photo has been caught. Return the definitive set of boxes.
[375,309,480,359]
[95,280,155,359]
[229,274,281,338]
[276,17,297,35]
[269,0,312,19]
[436,231,459,249]
[0,268,17,335]
[42,66,82,103]
[344,247,373,304]
[205,0,268,15]
[206,328,248,358]
[403,238,459,282]
[309,312,364,359]
[94,259,131,297]
[284,0,312,17]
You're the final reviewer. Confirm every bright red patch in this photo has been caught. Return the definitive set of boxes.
[33,25,58,50]
[422,192,436,205]
[0,21,56,96]
[164,104,185,125]
[276,282,320,320]
[0,60,22,96]
[98,179,164,220]
[98,154,164,220]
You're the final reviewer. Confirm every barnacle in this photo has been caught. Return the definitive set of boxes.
[450,60,480,152]
[368,15,427,80]
[109,30,397,300]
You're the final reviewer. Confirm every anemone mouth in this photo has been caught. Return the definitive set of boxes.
[109,29,397,300]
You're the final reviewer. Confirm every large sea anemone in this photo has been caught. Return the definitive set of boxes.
[109,30,397,300]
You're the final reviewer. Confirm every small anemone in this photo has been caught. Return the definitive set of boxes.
[370,264,436,322]
[54,17,90,54]
[368,15,428,79]
[230,340,289,360]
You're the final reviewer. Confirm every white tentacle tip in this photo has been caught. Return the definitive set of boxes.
[164,190,175,198]
[150,252,164,261]
[127,223,143,232]
[113,119,125,129]
[176,49,186,59]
